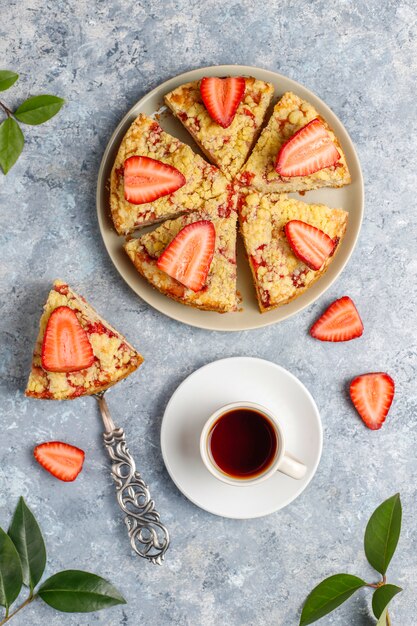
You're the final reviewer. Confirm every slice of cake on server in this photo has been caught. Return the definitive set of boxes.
[26,280,143,400]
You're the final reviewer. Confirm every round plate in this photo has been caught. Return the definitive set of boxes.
[97,65,364,331]
[160,357,322,518]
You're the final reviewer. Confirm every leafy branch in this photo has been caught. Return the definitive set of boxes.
[300,494,402,625]
[0,497,126,624]
[0,70,64,174]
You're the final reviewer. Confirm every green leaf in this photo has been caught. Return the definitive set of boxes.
[299,574,366,625]
[364,493,402,575]
[372,584,402,619]
[0,117,24,174]
[14,95,64,125]
[0,70,19,92]
[8,497,46,591]
[38,570,126,613]
[0,526,23,611]
[376,607,389,626]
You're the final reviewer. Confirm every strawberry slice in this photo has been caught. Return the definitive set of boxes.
[350,373,395,430]
[124,156,186,205]
[200,77,245,128]
[285,220,337,270]
[310,296,364,342]
[41,306,94,373]
[34,442,85,482]
[156,220,215,291]
[275,118,340,177]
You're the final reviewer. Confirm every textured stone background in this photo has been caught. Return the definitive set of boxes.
[1,1,416,624]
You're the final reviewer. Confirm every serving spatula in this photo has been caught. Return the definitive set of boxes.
[94,391,170,565]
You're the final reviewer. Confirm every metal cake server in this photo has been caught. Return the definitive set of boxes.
[94,391,170,565]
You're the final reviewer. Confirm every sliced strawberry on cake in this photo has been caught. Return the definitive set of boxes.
[25,280,143,400]
[238,91,351,193]
[124,196,238,313]
[110,114,230,234]
[123,155,186,204]
[350,373,395,430]
[238,190,348,312]
[165,76,274,180]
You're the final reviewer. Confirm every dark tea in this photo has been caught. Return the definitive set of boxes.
[208,407,278,479]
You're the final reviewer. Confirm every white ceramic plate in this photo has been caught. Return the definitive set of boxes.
[160,357,322,518]
[97,65,364,331]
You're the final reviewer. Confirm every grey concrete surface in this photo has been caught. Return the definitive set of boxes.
[0,1,416,624]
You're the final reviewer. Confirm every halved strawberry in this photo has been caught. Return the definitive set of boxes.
[285,220,336,270]
[310,296,364,342]
[200,77,245,128]
[156,220,215,291]
[350,373,395,430]
[275,118,340,177]
[41,306,94,373]
[34,442,85,482]
[124,156,186,205]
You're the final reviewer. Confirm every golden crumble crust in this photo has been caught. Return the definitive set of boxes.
[238,190,348,312]
[165,77,274,180]
[25,280,143,400]
[238,91,351,193]
[110,114,229,235]
[124,196,238,313]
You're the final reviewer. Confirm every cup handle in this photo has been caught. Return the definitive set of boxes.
[278,452,307,480]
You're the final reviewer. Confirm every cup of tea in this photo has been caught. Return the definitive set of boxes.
[200,401,306,485]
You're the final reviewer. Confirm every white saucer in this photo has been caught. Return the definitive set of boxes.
[160,357,323,519]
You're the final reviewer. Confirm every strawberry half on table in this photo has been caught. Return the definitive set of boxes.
[200,76,246,128]
[34,441,85,482]
[350,373,395,430]
[25,280,143,400]
[310,296,364,342]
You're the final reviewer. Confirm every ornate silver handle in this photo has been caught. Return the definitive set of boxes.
[95,393,170,565]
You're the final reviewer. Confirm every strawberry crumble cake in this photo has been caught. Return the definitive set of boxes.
[124,197,238,313]
[238,91,351,193]
[25,280,143,400]
[165,76,274,179]
[238,190,348,312]
[110,114,230,235]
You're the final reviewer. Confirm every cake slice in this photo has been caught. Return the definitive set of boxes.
[110,114,230,235]
[165,76,274,180]
[238,91,351,193]
[25,280,143,400]
[124,194,238,313]
[238,190,348,312]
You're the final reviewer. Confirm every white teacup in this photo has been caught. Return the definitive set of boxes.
[200,401,307,486]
